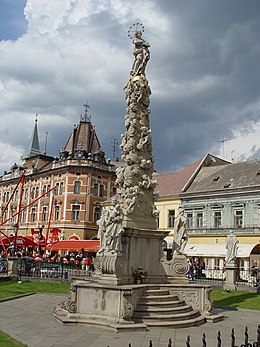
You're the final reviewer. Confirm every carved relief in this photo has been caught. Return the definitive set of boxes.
[171,290,200,311]
[120,289,141,321]
[60,284,77,313]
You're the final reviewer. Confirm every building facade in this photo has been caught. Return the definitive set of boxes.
[180,159,260,273]
[0,106,117,242]
[154,154,229,246]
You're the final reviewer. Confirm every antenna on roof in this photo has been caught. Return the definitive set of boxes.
[44,132,48,155]
[111,138,119,160]
[81,103,91,122]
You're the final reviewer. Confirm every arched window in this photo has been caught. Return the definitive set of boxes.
[74,181,81,194]
[99,184,104,197]
[59,182,64,195]
[93,183,98,196]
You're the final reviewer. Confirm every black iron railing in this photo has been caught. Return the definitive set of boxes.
[18,260,92,279]
[0,259,7,275]
[112,325,260,347]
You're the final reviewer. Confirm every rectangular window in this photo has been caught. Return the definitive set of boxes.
[93,183,98,196]
[20,210,25,223]
[72,205,80,221]
[74,181,81,194]
[54,184,59,195]
[168,210,175,228]
[31,207,36,222]
[99,185,104,197]
[42,206,48,222]
[186,213,193,228]
[196,212,203,228]
[59,182,64,195]
[214,211,222,228]
[214,258,220,270]
[234,210,243,227]
[54,205,60,221]
[94,207,101,223]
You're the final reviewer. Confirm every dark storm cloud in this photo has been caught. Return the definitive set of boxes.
[0,0,260,173]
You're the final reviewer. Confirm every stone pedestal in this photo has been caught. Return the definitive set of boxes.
[94,228,168,285]
[161,254,189,284]
[7,256,19,280]
[224,262,238,291]
[53,281,213,331]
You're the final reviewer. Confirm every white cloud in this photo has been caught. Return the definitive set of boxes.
[0,0,260,174]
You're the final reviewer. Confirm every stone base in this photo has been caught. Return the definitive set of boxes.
[94,227,168,285]
[224,262,238,291]
[7,257,19,279]
[53,280,217,331]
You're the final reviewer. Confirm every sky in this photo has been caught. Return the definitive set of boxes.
[0,0,260,174]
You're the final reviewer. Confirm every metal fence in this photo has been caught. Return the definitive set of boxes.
[194,268,259,288]
[118,326,260,347]
[0,259,7,275]
[18,260,92,280]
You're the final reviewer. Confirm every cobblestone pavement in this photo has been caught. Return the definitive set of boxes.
[0,293,259,347]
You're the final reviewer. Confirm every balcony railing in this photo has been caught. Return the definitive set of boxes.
[187,227,260,235]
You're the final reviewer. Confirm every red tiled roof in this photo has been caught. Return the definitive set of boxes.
[154,159,202,197]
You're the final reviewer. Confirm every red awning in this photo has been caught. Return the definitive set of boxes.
[47,240,100,252]
[0,235,37,248]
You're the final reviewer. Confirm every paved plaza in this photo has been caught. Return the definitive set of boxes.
[0,293,259,347]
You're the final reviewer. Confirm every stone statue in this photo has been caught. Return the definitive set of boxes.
[131,31,150,77]
[97,198,124,254]
[173,207,188,255]
[225,232,239,263]
[96,207,108,253]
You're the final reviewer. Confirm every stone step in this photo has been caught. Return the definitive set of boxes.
[138,309,200,321]
[134,304,192,316]
[139,294,179,302]
[142,316,205,329]
[143,289,170,296]
[138,299,185,307]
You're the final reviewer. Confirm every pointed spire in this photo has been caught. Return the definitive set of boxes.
[27,115,41,157]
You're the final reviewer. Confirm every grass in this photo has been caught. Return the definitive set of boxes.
[0,280,70,347]
[211,288,260,310]
[0,331,28,347]
[0,280,70,299]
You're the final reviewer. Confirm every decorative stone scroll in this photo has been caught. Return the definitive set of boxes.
[60,284,77,313]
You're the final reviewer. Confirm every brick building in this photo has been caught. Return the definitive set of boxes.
[0,106,117,242]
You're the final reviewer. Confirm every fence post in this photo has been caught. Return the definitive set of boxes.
[231,328,235,347]
[257,324,260,345]
[217,330,221,347]
[245,326,249,346]
[202,333,207,347]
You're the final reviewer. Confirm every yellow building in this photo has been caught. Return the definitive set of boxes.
[155,154,260,279]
